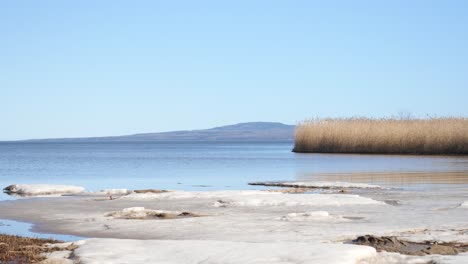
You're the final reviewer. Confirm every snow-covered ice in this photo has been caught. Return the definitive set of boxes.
[1,181,467,263]
[99,189,131,195]
[279,211,345,222]
[72,238,377,264]
[121,190,384,206]
[2,184,85,196]
[223,193,383,207]
[120,190,271,200]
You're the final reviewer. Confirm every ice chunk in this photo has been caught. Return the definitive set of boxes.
[99,189,132,195]
[3,184,85,196]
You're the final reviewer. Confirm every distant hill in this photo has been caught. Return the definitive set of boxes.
[23,122,295,142]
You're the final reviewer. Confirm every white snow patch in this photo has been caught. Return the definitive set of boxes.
[73,238,377,264]
[358,251,435,264]
[99,189,132,195]
[279,211,344,222]
[46,242,78,249]
[121,190,270,200]
[3,184,85,196]
[437,252,468,264]
[121,190,384,207]
[42,241,84,264]
[459,201,468,208]
[41,250,74,264]
[222,194,383,207]
[388,228,468,244]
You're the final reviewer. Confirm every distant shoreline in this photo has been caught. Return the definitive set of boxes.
[0,140,294,144]
[3,122,294,143]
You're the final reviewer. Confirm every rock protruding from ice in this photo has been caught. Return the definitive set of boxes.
[121,190,384,207]
[72,238,377,264]
[106,207,200,220]
[249,181,381,189]
[3,184,85,196]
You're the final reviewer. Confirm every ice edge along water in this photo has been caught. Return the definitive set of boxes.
[3,184,85,196]
[2,181,382,197]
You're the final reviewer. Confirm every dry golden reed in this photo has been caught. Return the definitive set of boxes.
[293,117,468,154]
[0,234,60,263]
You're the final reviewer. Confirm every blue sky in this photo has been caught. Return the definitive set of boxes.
[1,1,467,140]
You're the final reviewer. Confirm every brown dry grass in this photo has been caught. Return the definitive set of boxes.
[0,234,61,263]
[293,117,468,154]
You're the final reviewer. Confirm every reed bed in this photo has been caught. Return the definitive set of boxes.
[293,117,468,154]
[0,234,61,263]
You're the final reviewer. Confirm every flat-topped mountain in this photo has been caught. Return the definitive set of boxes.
[23,122,295,142]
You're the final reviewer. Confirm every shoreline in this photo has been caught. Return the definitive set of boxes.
[1,182,468,263]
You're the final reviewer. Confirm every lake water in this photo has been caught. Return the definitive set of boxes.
[0,141,467,241]
[1,142,467,199]
[0,219,83,241]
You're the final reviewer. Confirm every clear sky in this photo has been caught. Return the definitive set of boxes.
[1,1,467,140]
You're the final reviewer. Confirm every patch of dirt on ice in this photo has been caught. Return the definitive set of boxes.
[249,182,334,189]
[213,199,230,207]
[383,200,401,206]
[133,189,170,194]
[266,188,310,194]
[106,207,201,220]
[351,235,468,256]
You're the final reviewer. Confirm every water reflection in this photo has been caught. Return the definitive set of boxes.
[297,171,468,186]
[0,219,83,241]
[295,154,468,186]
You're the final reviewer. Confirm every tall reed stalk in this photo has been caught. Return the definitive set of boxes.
[293,117,468,154]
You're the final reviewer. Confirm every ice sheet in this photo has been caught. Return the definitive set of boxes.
[3,184,85,196]
[121,190,384,206]
[73,238,377,264]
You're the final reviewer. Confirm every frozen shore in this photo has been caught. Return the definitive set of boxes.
[1,182,468,263]
[3,184,85,196]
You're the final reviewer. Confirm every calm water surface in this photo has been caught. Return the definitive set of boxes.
[0,142,467,240]
[0,142,467,198]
